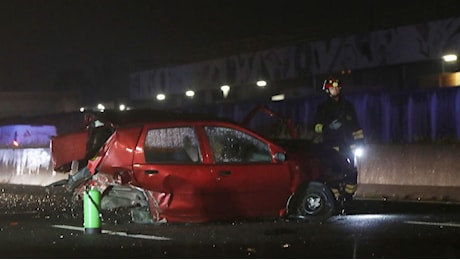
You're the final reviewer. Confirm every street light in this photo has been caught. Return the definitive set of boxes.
[443,54,457,62]
[441,54,457,73]
[97,103,105,112]
[220,85,230,98]
[156,93,166,101]
[271,93,285,101]
[185,90,195,98]
[256,80,267,87]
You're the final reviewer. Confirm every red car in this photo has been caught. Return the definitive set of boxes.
[51,109,347,223]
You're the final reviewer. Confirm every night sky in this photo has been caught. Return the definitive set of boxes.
[0,0,458,100]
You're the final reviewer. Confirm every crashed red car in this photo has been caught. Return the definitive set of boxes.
[51,109,349,223]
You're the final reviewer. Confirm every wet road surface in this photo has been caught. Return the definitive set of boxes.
[1,184,460,258]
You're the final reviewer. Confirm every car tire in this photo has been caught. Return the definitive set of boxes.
[294,182,335,221]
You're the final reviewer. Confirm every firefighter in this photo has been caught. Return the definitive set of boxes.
[313,77,364,210]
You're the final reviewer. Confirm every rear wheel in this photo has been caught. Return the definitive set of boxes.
[294,182,335,220]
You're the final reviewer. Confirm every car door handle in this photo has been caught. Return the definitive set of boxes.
[144,170,159,175]
[218,170,231,176]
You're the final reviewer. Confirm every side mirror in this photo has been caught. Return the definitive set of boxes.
[274,152,286,162]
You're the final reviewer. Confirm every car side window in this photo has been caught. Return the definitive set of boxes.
[144,127,201,163]
[205,126,272,163]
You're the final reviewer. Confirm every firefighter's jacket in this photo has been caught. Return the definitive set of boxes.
[313,95,364,151]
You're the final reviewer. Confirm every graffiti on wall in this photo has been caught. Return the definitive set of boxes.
[312,17,460,73]
[130,45,309,98]
[130,17,460,99]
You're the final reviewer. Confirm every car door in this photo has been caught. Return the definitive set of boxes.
[132,123,219,220]
[204,124,292,218]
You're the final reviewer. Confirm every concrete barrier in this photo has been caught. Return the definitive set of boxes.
[0,148,67,186]
[1,145,460,204]
[356,144,460,203]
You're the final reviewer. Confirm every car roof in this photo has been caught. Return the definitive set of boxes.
[90,108,235,127]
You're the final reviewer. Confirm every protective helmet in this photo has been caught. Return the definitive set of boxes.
[322,78,342,93]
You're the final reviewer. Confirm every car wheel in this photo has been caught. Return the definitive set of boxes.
[295,182,335,220]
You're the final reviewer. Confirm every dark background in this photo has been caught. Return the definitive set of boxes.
[1,0,459,101]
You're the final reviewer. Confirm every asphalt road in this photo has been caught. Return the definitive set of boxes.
[1,184,460,258]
